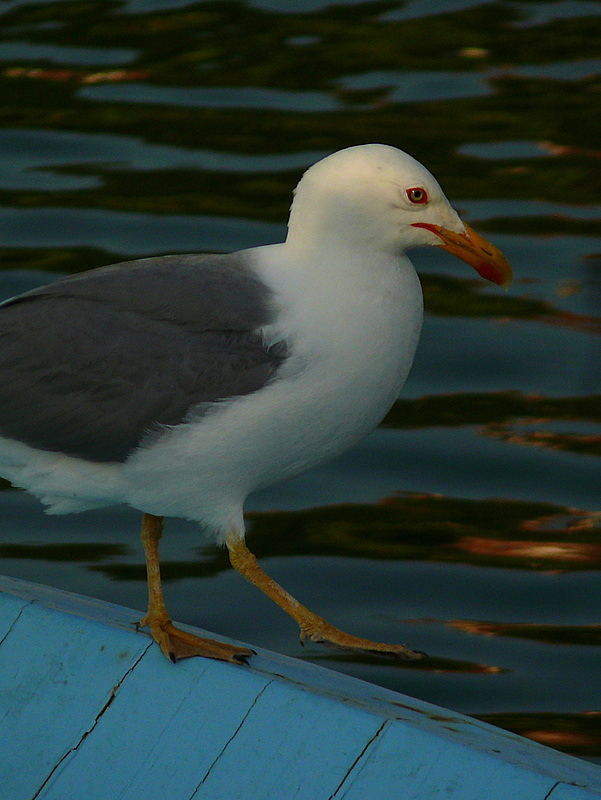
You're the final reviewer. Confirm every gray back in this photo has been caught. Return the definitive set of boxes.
[0,253,287,462]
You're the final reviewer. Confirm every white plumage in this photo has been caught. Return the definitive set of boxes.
[0,144,511,663]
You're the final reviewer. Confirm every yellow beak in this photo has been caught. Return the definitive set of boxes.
[412,221,512,288]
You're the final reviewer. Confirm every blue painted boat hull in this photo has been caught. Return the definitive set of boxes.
[1,575,600,799]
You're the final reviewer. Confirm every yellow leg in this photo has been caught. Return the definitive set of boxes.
[138,513,254,664]
[226,533,423,660]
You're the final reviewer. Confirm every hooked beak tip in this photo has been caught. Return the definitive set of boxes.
[412,221,512,288]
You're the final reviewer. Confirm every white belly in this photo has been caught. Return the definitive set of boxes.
[123,245,423,536]
[0,244,423,537]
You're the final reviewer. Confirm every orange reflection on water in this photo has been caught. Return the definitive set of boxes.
[455,536,601,564]
[524,729,601,752]
[2,67,151,84]
[448,620,501,638]
[522,511,601,533]
[446,619,601,647]
[484,426,601,456]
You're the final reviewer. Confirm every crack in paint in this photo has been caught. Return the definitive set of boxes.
[545,780,591,799]
[0,597,33,648]
[327,720,389,799]
[189,680,275,799]
[543,781,562,800]
[30,642,153,800]
[0,600,34,728]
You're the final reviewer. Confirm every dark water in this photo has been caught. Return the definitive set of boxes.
[0,0,600,765]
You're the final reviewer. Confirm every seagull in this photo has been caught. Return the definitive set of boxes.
[0,144,511,664]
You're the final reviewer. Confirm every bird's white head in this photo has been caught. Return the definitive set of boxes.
[286,144,511,287]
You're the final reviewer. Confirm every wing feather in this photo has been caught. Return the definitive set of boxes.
[0,253,286,462]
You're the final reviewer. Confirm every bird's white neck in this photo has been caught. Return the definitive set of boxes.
[285,170,411,264]
[250,242,423,403]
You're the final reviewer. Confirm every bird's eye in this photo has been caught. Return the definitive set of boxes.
[406,187,429,205]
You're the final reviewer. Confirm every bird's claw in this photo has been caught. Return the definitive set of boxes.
[297,620,424,660]
[138,613,255,664]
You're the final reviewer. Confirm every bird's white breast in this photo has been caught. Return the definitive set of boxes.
[123,243,423,535]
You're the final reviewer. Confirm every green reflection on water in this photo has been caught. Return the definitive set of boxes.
[384,391,601,457]
[0,0,599,221]
[0,542,127,561]
[384,392,601,428]
[70,494,600,584]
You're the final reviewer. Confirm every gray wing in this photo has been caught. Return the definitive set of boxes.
[0,253,287,462]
